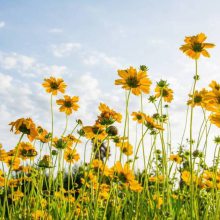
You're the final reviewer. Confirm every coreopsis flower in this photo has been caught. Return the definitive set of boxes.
[181,170,197,186]
[209,113,220,128]
[42,76,67,95]
[117,141,133,156]
[153,195,163,209]
[4,156,20,170]
[115,66,152,96]
[145,115,164,131]
[0,170,5,187]
[179,33,215,59]
[17,142,37,160]
[9,118,38,142]
[31,210,52,220]
[66,134,82,144]
[0,149,7,161]
[203,81,220,112]
[64,148,80,164]
[155,80,173,103]
[110,161,135,183]
[8,190,24,201]
[97,103,122,125]
[131,111,146,124]
[83,124,107,140]
[52,137,68,149]
[56,95,79,115]
[36,126,50,143]
[38,155,53,168]
[187,89,208,107]
[169,154,182,164]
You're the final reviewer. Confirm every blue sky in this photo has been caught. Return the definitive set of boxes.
[0,0,220,165]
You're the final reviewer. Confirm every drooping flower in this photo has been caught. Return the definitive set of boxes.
[56,95,79,115]
[180,33,215,59]
[36,126,50,143]
[209,113,220,128]
[4,156,20,170]
[9,118,38,142]
[83,124,107,140]
[116,141,133,156]
[97,103,122,125]
[42,76,67,95]
[145,115,164,131]
[115,66,152,96]
[17,142,37,160]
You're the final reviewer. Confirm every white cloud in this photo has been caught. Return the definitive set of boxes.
[49,28,63,33]
[0,51,67,78]
[83,51,120,68]
[0,21,5,28]
[51,42,81,57]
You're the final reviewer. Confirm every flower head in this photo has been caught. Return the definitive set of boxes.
[64,148,80,163]
[115,66,152,96]
[9,118,38,142]
[180,33,215,59]
[131,111,146,124]
[42,76,67,95]
[155,80,173,103]
[56,95,79,115]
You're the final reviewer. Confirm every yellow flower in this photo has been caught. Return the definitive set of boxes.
[145,115,164,131]
[169,154,182,164]
[0,149,7,161]
[64,148,80,164]
[209,113,220,128]
[153,195,163,208]
[8,190,24,201]
[9,118,38,142]
[115,66,152,96]
[155,80,173,103]
[4,156,20,170]
[97,103,122,125]
[56,95,79,115]
[36,126,50,143]
[131,111,146,124]
[18,142,37,160]
[187,89,208,107]
[181,170,197,186]
[180,33,215,59]
[42,76,67,95]
[117,141,133,156]
[83,124,107,140]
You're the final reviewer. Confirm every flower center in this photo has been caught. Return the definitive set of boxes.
[194,95,202,103]
[19,124,30,135]
[126,76,139,88]
[192,43,203,52]
[64,101,72,108]
[50,82,59,90]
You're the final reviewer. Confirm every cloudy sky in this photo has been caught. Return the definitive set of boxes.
[0,0,220,165]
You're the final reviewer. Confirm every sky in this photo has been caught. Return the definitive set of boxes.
[0,0,220,166]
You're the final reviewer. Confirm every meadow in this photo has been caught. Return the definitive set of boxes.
[0,33,220,219]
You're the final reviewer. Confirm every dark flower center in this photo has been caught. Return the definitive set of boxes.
[64,101,72,108]
[136,115,142,120]
[162,89,169,97]
[194,95,202,103]
[50,82,59,90]
[192,43,203,52]
[126,76,139,88]
[19,124,30,135]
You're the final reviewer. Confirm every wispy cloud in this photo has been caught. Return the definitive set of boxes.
[51,42,81,57]
[48,28,63,34]
[0,21,5,28]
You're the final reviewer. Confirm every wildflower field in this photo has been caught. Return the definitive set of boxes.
[0,33,220,220]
